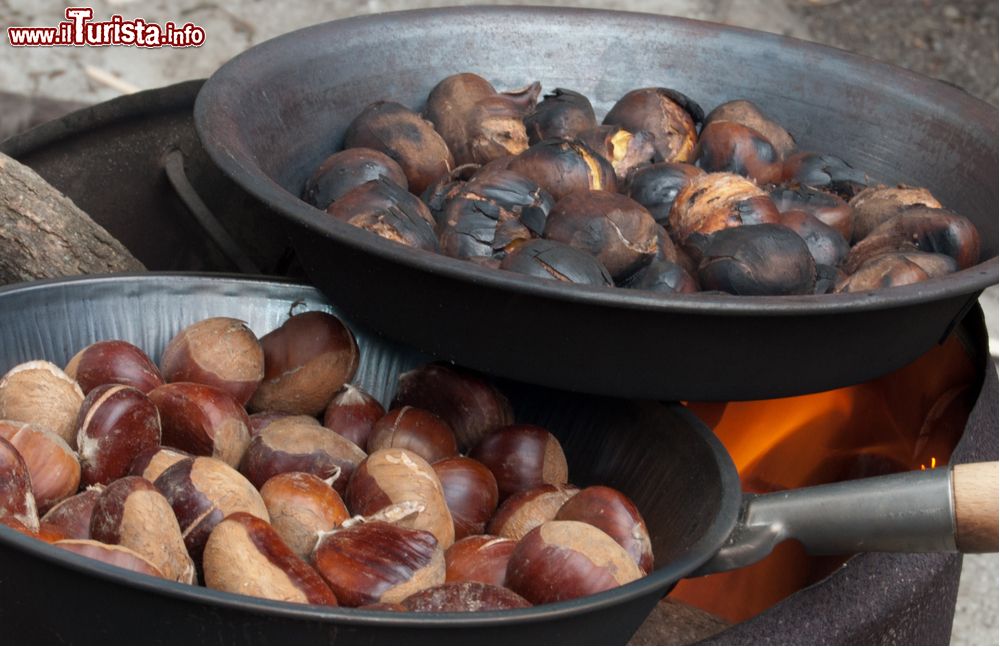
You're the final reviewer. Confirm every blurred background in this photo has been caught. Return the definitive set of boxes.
[1,1,997,643]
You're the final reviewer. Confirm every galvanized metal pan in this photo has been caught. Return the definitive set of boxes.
[0,274,993,644]
[193,7,998,402]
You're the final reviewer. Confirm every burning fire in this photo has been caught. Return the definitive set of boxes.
[671,334,977,623]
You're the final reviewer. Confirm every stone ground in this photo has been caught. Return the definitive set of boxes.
[1,1,997,643]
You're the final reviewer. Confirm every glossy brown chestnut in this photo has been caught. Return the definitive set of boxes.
[777,209,850,268]
[260,471,350,559]
[694,120,783,185]
[507,139,616,201]
[506,520,644,605]
[249,311,360,417]
[303,147,408,209]
[90,476,195,584]
[346,448,455,549]
[603,88,702,163]
[343,101,454,195]
[470,425,569,501]
[621,259,700,294]
[499,239,614,287]
[401,581,530,612]
[368,407,458,464]
[703,99,795,158]
[0,420,79,513]
[576,125,655,183]
[39,486,103,540]
[697,224,817,296]
[248,412,290,437]
[0,435,39,532]
[781,151,869,199]
[322,385,385,450]
[0,360,84,447]
[524,88,597,144]
[624,162,705,225]
[667,172,780,244]
[770,184,855,242]
[204,511,338,606]
[432,456,499,540]
[554,485,653,574]
[153,456,268,564]
[240,415,367,493]
[327,178,440,252]
[424,72,540,166]
[487,484,579,541]
[148,382,249,468]
[843,206,981,273]
[835,253,931,293]
[128,446,192,482]
[55,539,165,579]
[444,534,517,586]
[543,190,658,282]
[848,185,943,243]
[160,317,264,406]
[313,521,445,606]
[76,384,162,486]
[65,340,163,395]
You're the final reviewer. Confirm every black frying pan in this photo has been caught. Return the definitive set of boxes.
[193,7,999,402]
[0,275,994,645]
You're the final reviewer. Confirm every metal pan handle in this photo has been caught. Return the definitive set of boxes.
[696,461,998,575]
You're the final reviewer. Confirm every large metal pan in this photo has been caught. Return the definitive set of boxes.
[0,275,994,644]
[193,7,998,402]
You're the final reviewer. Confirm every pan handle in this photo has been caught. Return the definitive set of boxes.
[695,461,997,576]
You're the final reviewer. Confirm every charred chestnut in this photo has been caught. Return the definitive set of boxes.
[697,224,817,296]
[622,259,700,294]
[836,253,931,293]
[603,88,703,163]
[327,178,440,252]
[499,239,613,287]
[770,184,855,242]
[782,151,868,199]
[343,101,454,195]
[506,139,616,201]
[543,190,658,282]
[421,164,481,228]
[777,210,850,268]
[524,88,598,143]
[848,185,942,243]
[624,162,704,225]
[303,148,408,209]
[668,172,780,244]
[844,206,980,273]
[576,125,655,182]
[694,120,783,185]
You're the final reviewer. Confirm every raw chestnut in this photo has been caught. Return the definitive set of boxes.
[703,100,795,159]
[128,446,191,482]
[313,521,444,607]
[0,420,79,512]
[249,311,360,417]
[343,101,454,195]
[694,120,783,184]
[90,476,195,584]
[0,360,84,447]
[843,206,980,273]
[433,456,499,540]
[543,190,659,282]
[524,88,597,144]
[624,162,705,225]
[500,239,613,287]
[368,407,458,463]
[554,485,653,574]
[390,363,514,451]
[346,448,455,549]
[487,484,579,541]
[148,382,249,468]
[322,385,384,450]
[55,539,165,579]
[445,534,516,586]
[621,259,699,294]
[65,340,163,395]
[848,185,943,243]
[240,415,367,493]
[160,317,264,406]
[576,125,655,182]
[39,487,103,540]
[153,456,268,564]
[303,148,408,209]
[424,72,540,166]
[204,511,338,606]
[603,88,703,163]
[470,425,569,500]
[507,139,616,201]
[770,185,855,241]
[0,435,39,532]
[697,224,817,296]
[248,411,290,437]
[260,472,350,559]
[777,209,850,268]
[505,520,644,604]
[836,253,930,293]
[76,384,162,486]
[782,151,868,199]
[668,172,780,244]
[327,178,440,252]
[401,582,530,612]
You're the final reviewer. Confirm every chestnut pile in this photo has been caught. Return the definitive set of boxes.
[303,72,982,296]
[0,312,651,612]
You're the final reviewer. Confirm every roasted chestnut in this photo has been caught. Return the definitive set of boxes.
[303,148,408,209]
[835,253,931,293]
[697,224,817,296]
[499,239,613,286]
[782,151,868,199]
[543,190,658,282]
[694,120,783,184]
[703,100,795,159]
[622,259,700,294]
[777,209,850,268]
[65,340,163,395]
[848,185,942,243]
[506,139,616,201]
[524,88,598,144]
[575,125,655,182]
[421,164,481,228]
[343,101,454,195]
[326,178,440,252]
[624,162,704,225]
[603,88,703,163]
[668,172,780,244]
[843,206,980,273]
[770,184,855,242]
[470,425,569,500]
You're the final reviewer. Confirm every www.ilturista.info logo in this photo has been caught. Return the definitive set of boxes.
[7,7,205,48]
